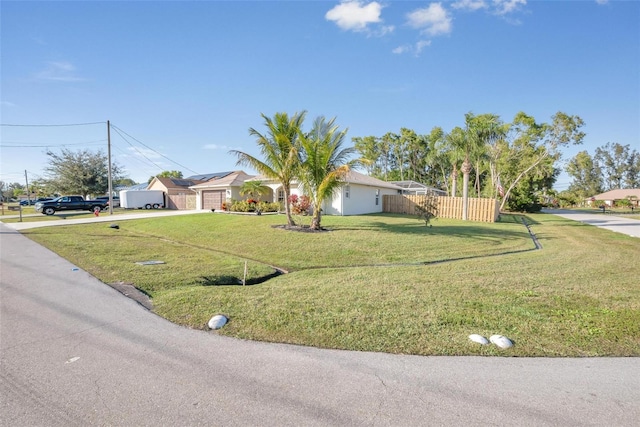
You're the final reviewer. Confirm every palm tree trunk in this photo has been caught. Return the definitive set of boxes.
[451,164,458,197]
[310,206,321,230]
[283,185,295,226]
[461,158,472,220]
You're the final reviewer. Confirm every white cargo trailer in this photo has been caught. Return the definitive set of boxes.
[119,190,165,209]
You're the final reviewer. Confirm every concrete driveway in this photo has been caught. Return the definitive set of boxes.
[1,221,639,425]
[542,209,640,238]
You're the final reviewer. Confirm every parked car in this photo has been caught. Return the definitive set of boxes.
[20,197,53,206]
[34,196,108,215]
[95,196,120,208]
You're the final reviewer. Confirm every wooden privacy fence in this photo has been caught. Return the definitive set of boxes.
[383,195,500,223]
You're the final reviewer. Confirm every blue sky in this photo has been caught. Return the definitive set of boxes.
[1,0,638,190]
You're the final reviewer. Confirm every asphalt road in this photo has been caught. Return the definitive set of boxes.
[542,209,640,238]
[1,220,639,426]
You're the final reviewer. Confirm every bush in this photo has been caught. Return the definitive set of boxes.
[415,191,439,227]
[256,201,280,213]
[289,194,311,216]
[228,199,280,213]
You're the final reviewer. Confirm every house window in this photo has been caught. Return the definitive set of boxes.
[375,189,380,206]
[345,185,350,199]
[278,189,285,203]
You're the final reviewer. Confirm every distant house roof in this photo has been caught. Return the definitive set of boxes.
[590,189,640,200]
[345,171,403,190]
[185,171,234,182]
[390,180,446,195]
[190,171,254,189]
[250,170,403,190]
[122,183,149,191]
[150,176,204,191]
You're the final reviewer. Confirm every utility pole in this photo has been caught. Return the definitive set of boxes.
[24,170,30,204]
[107,120,113,215]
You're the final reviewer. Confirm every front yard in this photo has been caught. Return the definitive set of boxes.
[20,212,640,356]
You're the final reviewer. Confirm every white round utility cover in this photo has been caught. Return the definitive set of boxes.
[208,315,228,330]
[489,334,513,349]
[468,334,489,345]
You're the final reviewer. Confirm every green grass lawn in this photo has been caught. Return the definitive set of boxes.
[0,207,157,223]
[20,212,640,356]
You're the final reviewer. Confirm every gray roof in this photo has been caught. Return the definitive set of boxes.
[122,183,149,191]
[169,178,201,187]
[185,171,233,181]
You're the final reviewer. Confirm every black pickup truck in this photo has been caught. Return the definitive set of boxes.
[34,196,108,216]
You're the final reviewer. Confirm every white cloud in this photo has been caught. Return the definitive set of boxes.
[34,61,85,82]
[452,0,488,11]
[415,40,432,54]
[127,146,164,160]
[325,1,383,32]
[392,40,432,56]
[595,0,609,4]
[392,45,410,55]
[406,3,452,36]
[203,144,233,150]
[373,25,395,37]
[492,0,526,16]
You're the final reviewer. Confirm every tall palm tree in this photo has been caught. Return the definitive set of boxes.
[444,127,466,197]
[297,116,358,230]
[461,113,503,218]
[229,111,306,226]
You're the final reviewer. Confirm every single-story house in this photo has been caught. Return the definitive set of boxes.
[587,189,640,207]
[189,170,256,210]
[249,170,403,216]
[148,176,206,210]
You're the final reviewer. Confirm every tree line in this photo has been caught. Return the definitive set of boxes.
[563,142,640,204]
[352,111,585,212]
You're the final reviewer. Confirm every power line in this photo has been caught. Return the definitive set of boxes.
[0,139,106,148]
[110,142,162,179]
[110,124,200,175]
[110,126,168,172]
[1,122,105,127]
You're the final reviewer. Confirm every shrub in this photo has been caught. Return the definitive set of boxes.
[289,194,311,216]
[415,191,439,227]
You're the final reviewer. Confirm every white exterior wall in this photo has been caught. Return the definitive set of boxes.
[265,183,302,203]
[324,184,398,216]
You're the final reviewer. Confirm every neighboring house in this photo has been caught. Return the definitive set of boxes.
[391,180,447,196]
[190,170,256,210]
[248,170,403,216]
[323,170,403,216]
[148,176,205,210]
[587,189,640,207]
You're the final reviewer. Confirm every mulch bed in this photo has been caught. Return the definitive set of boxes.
[271,224,330,233]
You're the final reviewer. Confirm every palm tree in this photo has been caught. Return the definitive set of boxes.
[239,180,269,201]
[461,113,503,218]
[297,116,358,230]
[444,127,466,197]
[229,111,306,226]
